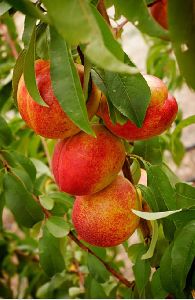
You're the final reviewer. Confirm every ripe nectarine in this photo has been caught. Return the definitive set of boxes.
[97,75,178,141]
[150,0,168,29]
[72,175,140,247]
[17,60,100,139]
[52,125,126,196]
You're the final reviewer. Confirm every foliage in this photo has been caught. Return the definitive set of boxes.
[0,0,195,299]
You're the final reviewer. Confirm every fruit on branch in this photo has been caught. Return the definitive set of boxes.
[17,60,100,139]
[97,75,178,141]
[52,124,126,196]
[72,175,140,247]
[150,0,168,29]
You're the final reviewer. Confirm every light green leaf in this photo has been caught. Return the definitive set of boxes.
[132,209,182,220]
[0,1,11,15]
[24,24,47,106]
[49,26,93,135]
[151,270,168,299]
[40,195,54,210]
[0,116,12,147]
[113,0,169,39]
[142,220,158,259]
[46,216,70,238]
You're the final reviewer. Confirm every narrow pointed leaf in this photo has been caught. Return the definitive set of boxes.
[24,24,47,106]
[142,220,158,259]
[49,26,94,135]
[12,49,26,104]
[132,209,182,220]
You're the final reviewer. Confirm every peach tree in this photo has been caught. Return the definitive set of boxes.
[0,0,195,298]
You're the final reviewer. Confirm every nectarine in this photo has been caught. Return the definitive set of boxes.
[97,75,178,141]
[17,60,100,139]
[52,125,126,196]
[72,175,140,247]
[150,0,168,29]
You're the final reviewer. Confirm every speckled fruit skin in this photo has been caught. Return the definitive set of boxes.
[17,60,100,139]
[72,175,140,247]
[150,0,168,29]
[52,124,126,196]
[97,75,178,141]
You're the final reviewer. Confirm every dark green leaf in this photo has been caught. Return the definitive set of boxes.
[113,0,169,39]
[134,137,163,164]
[168,0,195,90]
[0,193,5,229]
[46,216,70,238]
[151,269,168,299]
[147,165,177,211]
[137,185,159,212]
[5,0,48,23]
[171,220,195,292]
[49,26,93,135]
[175,182,195,209]
[160,245,176,295]
[22,15,35,48]
[12,49,26,105]
[133,247,151,297]
[0,116,12,147]
[87,253,110,283]
[85,275,107,299]
[3,173,44,227]
[130,158,141,184]
[39,226,65,277]
[24,24,47,106]
[127,243,144,264]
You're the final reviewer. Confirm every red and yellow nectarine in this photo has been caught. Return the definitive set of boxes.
[52,125,126,196]
[17,60,100,139]
[97,75,178,141]
[72,175,140,247]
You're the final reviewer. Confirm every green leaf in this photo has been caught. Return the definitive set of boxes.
[171,115,195,146]
[130,158,141,184]
[175,183,195,209]
[0,117,12,147]
[132,209,182,220]
[39,195,54,210]
[85,275,107,299]
[137,185,159,212]
[134,137,163,165]
[168,0,195,90]
[12,49,26,105]
[151,269,168,299]
[160,245,176,295]
[0,1,11,16]
[49,26,93,136]
[87,253,110,283]
[3,173,44,227]
[46,216,70,238]
[147,165,177,211]
[133,247,151,297]
[5,0,48,23]
[31,158,51,177]
[24,24,47,106]
[0,193,5,229]
[113,0,169,40]
[142,220,158,259]
[171,138,185,166]
[39,226,65,277]
[11,167,33,192]
[22,15,36,48]
[171,220,195,292]
[43,0,137,74]
[127,243,144,264]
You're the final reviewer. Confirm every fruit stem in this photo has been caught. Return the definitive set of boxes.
[40,136,52,169]
[68,231,135,289]
[97,0,111,26]
[83,57,91,101]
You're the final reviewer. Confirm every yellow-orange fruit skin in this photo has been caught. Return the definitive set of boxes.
[72,175,140,247]
[17,60,100,139]
[52,124,126,196]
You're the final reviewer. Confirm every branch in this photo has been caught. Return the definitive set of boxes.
[0,24,18,59]
[68,231,135,289]
[97,0,111,26]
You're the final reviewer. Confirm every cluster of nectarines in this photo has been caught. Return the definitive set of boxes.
[17,58,178,247]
